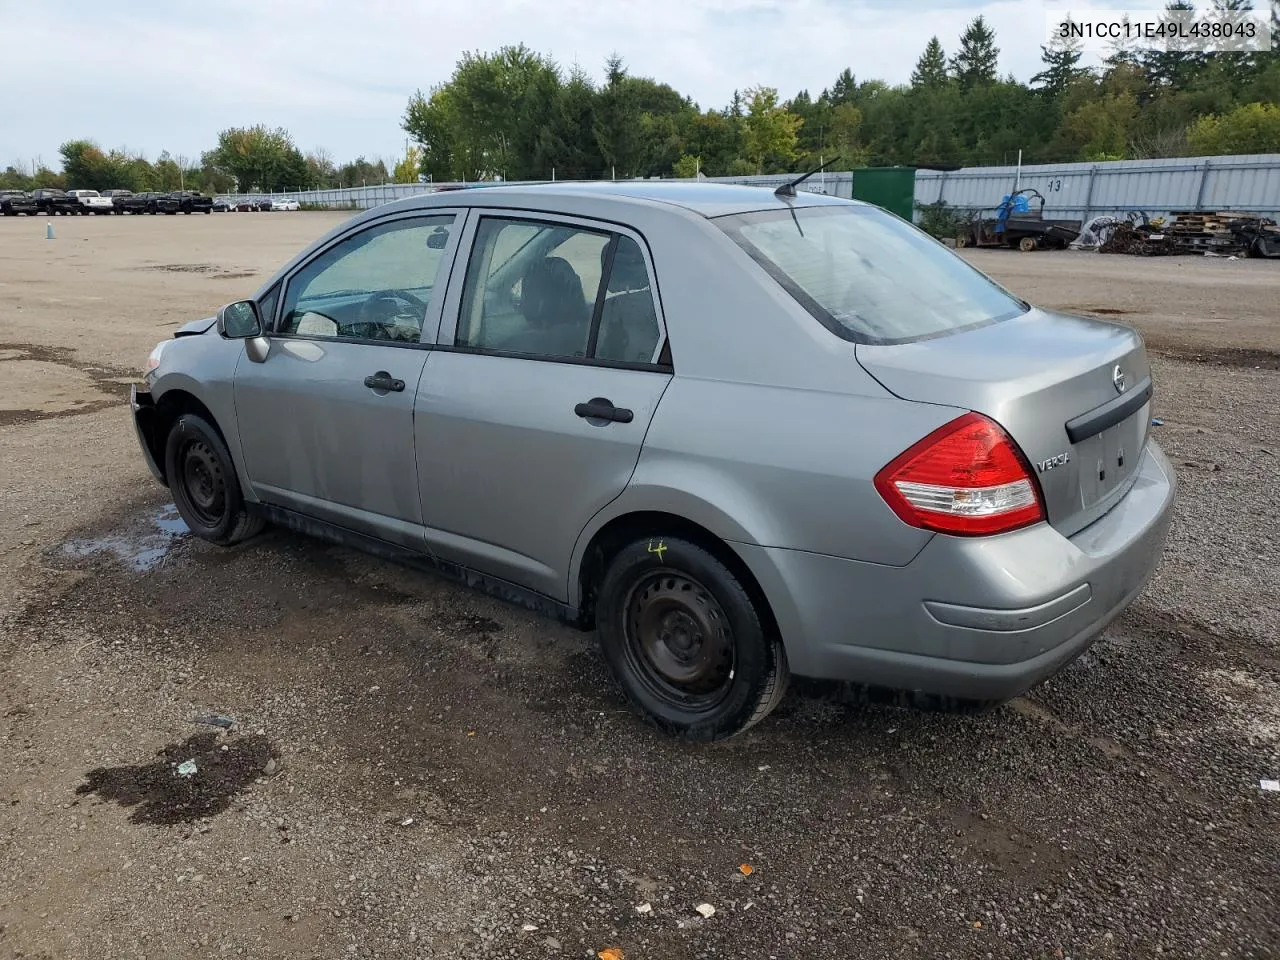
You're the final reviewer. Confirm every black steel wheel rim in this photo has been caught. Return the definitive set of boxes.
[622,570,735,711]
[181,439,225,526]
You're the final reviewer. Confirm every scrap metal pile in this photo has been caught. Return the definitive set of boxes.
[1081,210,1280,258]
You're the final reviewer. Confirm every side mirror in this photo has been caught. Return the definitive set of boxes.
[217,300,261,339]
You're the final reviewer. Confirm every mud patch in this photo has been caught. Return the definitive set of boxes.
[212,271,256,280]
[75,732,276,825]
[0,359,116,426]
[146,263,221,274]
[0,341,135,425]
[1150,344,1280,371]
[58,504,189,572]
[1073,306,1129,316]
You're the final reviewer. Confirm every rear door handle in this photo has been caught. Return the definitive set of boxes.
[364,371,405,392]
[574,397,633,423]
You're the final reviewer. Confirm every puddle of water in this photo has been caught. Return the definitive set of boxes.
[76,732,277,826]
[59,504,189,572]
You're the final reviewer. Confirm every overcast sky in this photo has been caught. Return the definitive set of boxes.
[1,0,1141,170]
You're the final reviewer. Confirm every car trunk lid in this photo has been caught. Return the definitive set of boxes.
[857,308,1152,537]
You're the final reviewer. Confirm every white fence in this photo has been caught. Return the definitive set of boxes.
[914,153,1280,222]
[224,171,855,210]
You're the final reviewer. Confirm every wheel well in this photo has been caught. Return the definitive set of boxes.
[151,390,228,480]
[576,511,781,641]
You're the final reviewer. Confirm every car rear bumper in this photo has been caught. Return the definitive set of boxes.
[130,385,167,485]
[738,440,1176,701]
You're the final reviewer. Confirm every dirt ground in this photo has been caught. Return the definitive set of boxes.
[1,212,1278,960]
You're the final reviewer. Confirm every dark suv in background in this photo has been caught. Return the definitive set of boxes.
[32,189,80,216]
[102,189,134,213]
[171,191,213,214]
[0,190,38,216]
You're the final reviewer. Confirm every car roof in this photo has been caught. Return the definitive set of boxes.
[389,180,860,219]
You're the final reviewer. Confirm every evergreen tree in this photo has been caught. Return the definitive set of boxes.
[1032,19,1089,95]
[951,16,1000,89]
[911,37,949,89]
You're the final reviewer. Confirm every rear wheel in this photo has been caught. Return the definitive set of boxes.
[1018,236,1038,252]
[164,413,264,546]
[596,537,788,740]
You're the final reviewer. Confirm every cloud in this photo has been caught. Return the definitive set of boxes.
[0,0,1126,169]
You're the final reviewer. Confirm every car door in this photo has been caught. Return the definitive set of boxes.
[233,211,462,549]
[415,212,673,600]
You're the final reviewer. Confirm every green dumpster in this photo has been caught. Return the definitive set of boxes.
[850,166,916,221]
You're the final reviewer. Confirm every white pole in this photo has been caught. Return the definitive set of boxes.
[1015,149,1022,191]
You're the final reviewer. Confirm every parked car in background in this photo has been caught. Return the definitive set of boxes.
[213,196,233,212]
[255,197,273,212]
[67,189,115,214]
[131,182,1176,740]
[33,188,80,216]
[0,190,38,216]
[270,198,300,211]
[233,198,258,212]
[102,189,134,213]
[172,190,214,214]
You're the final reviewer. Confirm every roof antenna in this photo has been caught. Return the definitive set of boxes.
[775,156,841,199]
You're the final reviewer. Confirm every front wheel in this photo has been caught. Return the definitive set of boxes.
[164,413,264,546]
[596,537,788,740]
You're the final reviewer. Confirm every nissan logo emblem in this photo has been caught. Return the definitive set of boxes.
[1112,364,1126,393]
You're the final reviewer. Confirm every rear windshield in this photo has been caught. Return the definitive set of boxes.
[715,204,1027,345]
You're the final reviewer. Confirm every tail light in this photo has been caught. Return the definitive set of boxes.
[874,412,1045,536]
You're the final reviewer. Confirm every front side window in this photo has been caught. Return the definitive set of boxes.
[278,215,455,343]
[715,205,1027,345]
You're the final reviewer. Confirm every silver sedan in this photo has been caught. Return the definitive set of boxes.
[131,181,1176,739]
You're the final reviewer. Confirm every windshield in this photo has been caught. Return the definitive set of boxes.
[715,204,1027,345]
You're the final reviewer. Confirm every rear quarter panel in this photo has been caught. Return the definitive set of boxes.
[566,204,969,605]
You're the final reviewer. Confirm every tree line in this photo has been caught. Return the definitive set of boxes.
[404,2,1280,182]
[3,0,1278,195]
[0,130,406,195]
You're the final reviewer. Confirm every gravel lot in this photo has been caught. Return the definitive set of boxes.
[1,213,1277,960]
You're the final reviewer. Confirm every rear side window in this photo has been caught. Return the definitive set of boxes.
[455,217,664,365]
[715,205,1027,345]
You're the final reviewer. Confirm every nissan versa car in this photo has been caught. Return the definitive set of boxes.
[130,182,1176,740]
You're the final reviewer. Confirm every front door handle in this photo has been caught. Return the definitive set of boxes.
[574,397,633,423]
[364,371,405,392]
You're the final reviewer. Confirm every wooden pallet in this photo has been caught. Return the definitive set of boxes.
[1169,211,1268,235]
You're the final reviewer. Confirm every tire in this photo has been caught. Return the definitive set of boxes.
[1018,236,1038,252]
[596,536,788,740]
[164,413,264,546]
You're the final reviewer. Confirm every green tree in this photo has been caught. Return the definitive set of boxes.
[394,145,422,183]
[1188,100,1280,152]
[741,86,802,173]
[1032,20,1089,96]
[528,66,600,179]
[206,125,305,191]
[951,16,1000,89]
[911,37,950,89]
[1053,91,1139,159]
[403,86,460,181]
[672,154,701,178]
[1142,1,1204,89]
[595,55,641,177]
